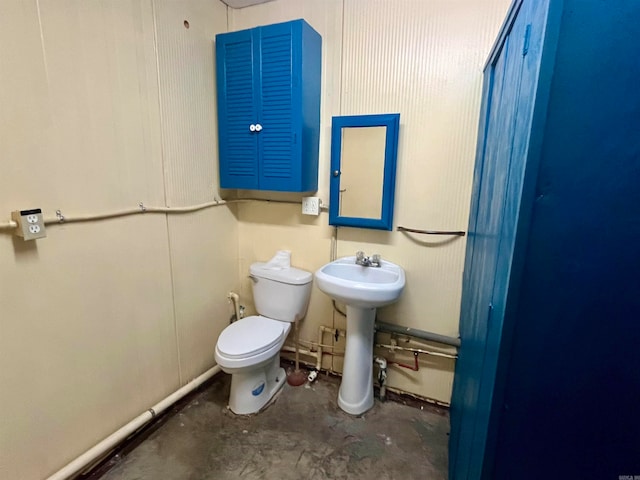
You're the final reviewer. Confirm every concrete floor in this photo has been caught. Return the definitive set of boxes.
[98,366,449,480]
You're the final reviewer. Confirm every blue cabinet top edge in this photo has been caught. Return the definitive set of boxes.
[215,18,320,40]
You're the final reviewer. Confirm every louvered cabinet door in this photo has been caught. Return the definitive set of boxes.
[216,29,260,189]
[215,20,320,192]
[257,22,302,191]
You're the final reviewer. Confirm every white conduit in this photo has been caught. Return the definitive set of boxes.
[0,198,328,231]
[0,220,18,230]
[0,200,227,231]
[44,200,227,225]
[46,365,221,480]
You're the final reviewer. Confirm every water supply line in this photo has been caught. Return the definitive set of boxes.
[45,365,221,480]
[374,351,418,402]
[375,342,458,360]
[281,325,347,374]
[227,292,242,323]
[332,300,347,317]
[316,325,345,371]
[282,323,457,370]
[375,320,461,348]
[279,323,458,406]
[388,351,420,371]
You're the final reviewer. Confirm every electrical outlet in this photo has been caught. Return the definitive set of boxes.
[302,196,320,216]
[11,208,46,240]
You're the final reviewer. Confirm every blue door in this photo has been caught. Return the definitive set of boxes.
[451,29,525,480]
[450,1,550,478]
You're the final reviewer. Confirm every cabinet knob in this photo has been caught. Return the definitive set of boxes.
[255,124,263,132]
[333,170,341,177]
[249,124,256,132]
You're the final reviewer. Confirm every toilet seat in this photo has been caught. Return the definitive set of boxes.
[215,316,289,370]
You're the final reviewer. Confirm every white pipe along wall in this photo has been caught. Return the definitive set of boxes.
[46,365,221,480]
[0,200,228,232]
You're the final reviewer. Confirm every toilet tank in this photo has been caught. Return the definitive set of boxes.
[249,262,313,322]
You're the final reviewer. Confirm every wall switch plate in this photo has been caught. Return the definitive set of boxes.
[11,208,46,240]
[302,197,320,216]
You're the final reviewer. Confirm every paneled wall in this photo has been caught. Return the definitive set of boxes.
[0,1,235,479]
[154,0,236,382]
[230,0,510,403]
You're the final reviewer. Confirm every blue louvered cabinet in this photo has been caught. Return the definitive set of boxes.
[215,19,321,192]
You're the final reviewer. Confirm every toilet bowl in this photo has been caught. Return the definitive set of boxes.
[214,261,312,414]
[215,315,291,414]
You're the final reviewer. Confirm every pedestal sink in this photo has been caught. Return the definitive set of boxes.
[315,256,405,415]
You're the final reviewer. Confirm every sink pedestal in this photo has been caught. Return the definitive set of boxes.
[338,305,376,415]
[315,255,406,415]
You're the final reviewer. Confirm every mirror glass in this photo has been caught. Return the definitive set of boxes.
[329,114,400,230]
[340,126,386,218]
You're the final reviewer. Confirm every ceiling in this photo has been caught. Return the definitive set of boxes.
[220,0,275,8]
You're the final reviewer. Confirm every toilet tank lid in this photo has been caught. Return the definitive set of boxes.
[250,262,312,285]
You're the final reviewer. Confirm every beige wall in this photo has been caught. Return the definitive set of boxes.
[230,0,510,403]
[0,1,236,479]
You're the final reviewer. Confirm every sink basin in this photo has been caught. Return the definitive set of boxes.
[315,256,406,415]
[314,256,405,308]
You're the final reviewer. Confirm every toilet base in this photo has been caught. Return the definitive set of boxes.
[228,355,286,415]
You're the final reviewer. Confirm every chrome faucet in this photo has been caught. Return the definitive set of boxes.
[355,251,382,267]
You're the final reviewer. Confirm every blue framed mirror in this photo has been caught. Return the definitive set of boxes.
[329,113,400,230]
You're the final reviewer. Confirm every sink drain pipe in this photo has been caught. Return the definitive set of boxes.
[374,357,388,401]
[45,365,221,480]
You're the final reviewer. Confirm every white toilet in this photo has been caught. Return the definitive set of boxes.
[214,261,313,414]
